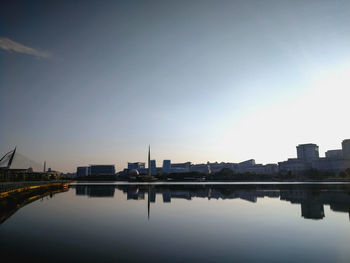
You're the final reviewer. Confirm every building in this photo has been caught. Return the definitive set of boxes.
[161,160,191,173]
[128,162,145,170]
[279,140,350,174]
[190,160,278,175]
[237,159,256,173]
[342,139,350,159]
[325,150,343,159]
[150,160,157,175]
[77,166,89,177]
[89,165,115,176]
[264,164,279,174]
[297,144,319,162]
[190,163,211,174]
[238,159,256,167]
[206,162,238,173]
[171,162,191,169]
[278,158,311,174]
[162,160,171,173]
[312,158,350,173]
[171,162,191,173]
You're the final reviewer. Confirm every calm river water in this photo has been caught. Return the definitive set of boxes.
[1,183,350,263]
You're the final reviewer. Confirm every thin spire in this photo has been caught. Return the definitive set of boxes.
[148,145,151,177]
[148,185,150,220]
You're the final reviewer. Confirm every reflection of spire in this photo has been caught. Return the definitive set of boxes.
[148,185,150,220]
[148,145,151,177]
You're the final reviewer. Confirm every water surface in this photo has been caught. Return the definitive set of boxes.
[1,183,350,263]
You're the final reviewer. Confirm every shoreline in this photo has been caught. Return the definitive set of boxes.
[70,180,350,185]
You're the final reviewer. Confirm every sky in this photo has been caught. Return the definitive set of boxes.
[1,0,350,172]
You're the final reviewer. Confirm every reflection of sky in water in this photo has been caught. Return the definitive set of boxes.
[1,184,350,263]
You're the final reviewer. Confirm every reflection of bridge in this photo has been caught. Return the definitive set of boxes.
[71,184,350,221]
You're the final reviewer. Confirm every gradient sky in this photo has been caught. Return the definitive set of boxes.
[1,0,350,172]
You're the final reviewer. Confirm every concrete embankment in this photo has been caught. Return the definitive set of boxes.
[0,181,71,224]
[0,181,71,199]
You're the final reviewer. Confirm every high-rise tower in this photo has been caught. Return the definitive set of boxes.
[297,144,319,162]
[148,145,151,177]
[342,139,350,159]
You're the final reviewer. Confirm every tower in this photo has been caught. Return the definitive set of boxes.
[342,139,350,159]
[148,145,151,177]
[296,144,319,162]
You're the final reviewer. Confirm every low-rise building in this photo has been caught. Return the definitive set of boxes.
[325,150,343,159]
[278,158,311,174]
[162,160,191,173]
[77,165,115,177]
[90,165,115,176]
[77,166,89,177]
[128,162,145,170]
[312,158,350,173]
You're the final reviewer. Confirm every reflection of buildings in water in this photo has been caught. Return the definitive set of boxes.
[162,190,171,203]
[150,188,156,203]
[281,189,350,220]
[301,200,325,219]
[74,184,350,221]
[75,185,115,197]
[127,186,144,200]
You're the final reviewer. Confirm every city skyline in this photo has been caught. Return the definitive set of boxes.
[2,138,350,173]
[1,0,350,172]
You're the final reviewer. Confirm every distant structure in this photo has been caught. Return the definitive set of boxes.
[128,169,140,177]
[90,165,115,176]
[150,160,157,175]
[119,139,350,177]
[191,159,278,175]
[162,160,171,173]
[148,145,151,177]
[297,144,319,162]
[325,150,343,159]
[0,147,17,169]
[342,139,350,159]
[161,160,190,174]
[279,139,350,174]
[128,162,145,170]
[0,147,61,179]
[76,164,115,177]
[77,166,89,177]
[190,162,211,174]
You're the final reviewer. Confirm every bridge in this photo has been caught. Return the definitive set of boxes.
[0,147,70,202]
[0,147,45,172]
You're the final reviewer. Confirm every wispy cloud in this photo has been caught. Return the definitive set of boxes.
[0,37,51,59]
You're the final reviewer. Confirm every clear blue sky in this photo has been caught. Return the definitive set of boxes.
[1,0,350,172]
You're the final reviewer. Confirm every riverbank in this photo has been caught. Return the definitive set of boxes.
[0,181,71,199]
[0,182,70,224]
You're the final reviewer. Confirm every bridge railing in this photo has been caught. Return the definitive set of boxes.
[0,181,71,194]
